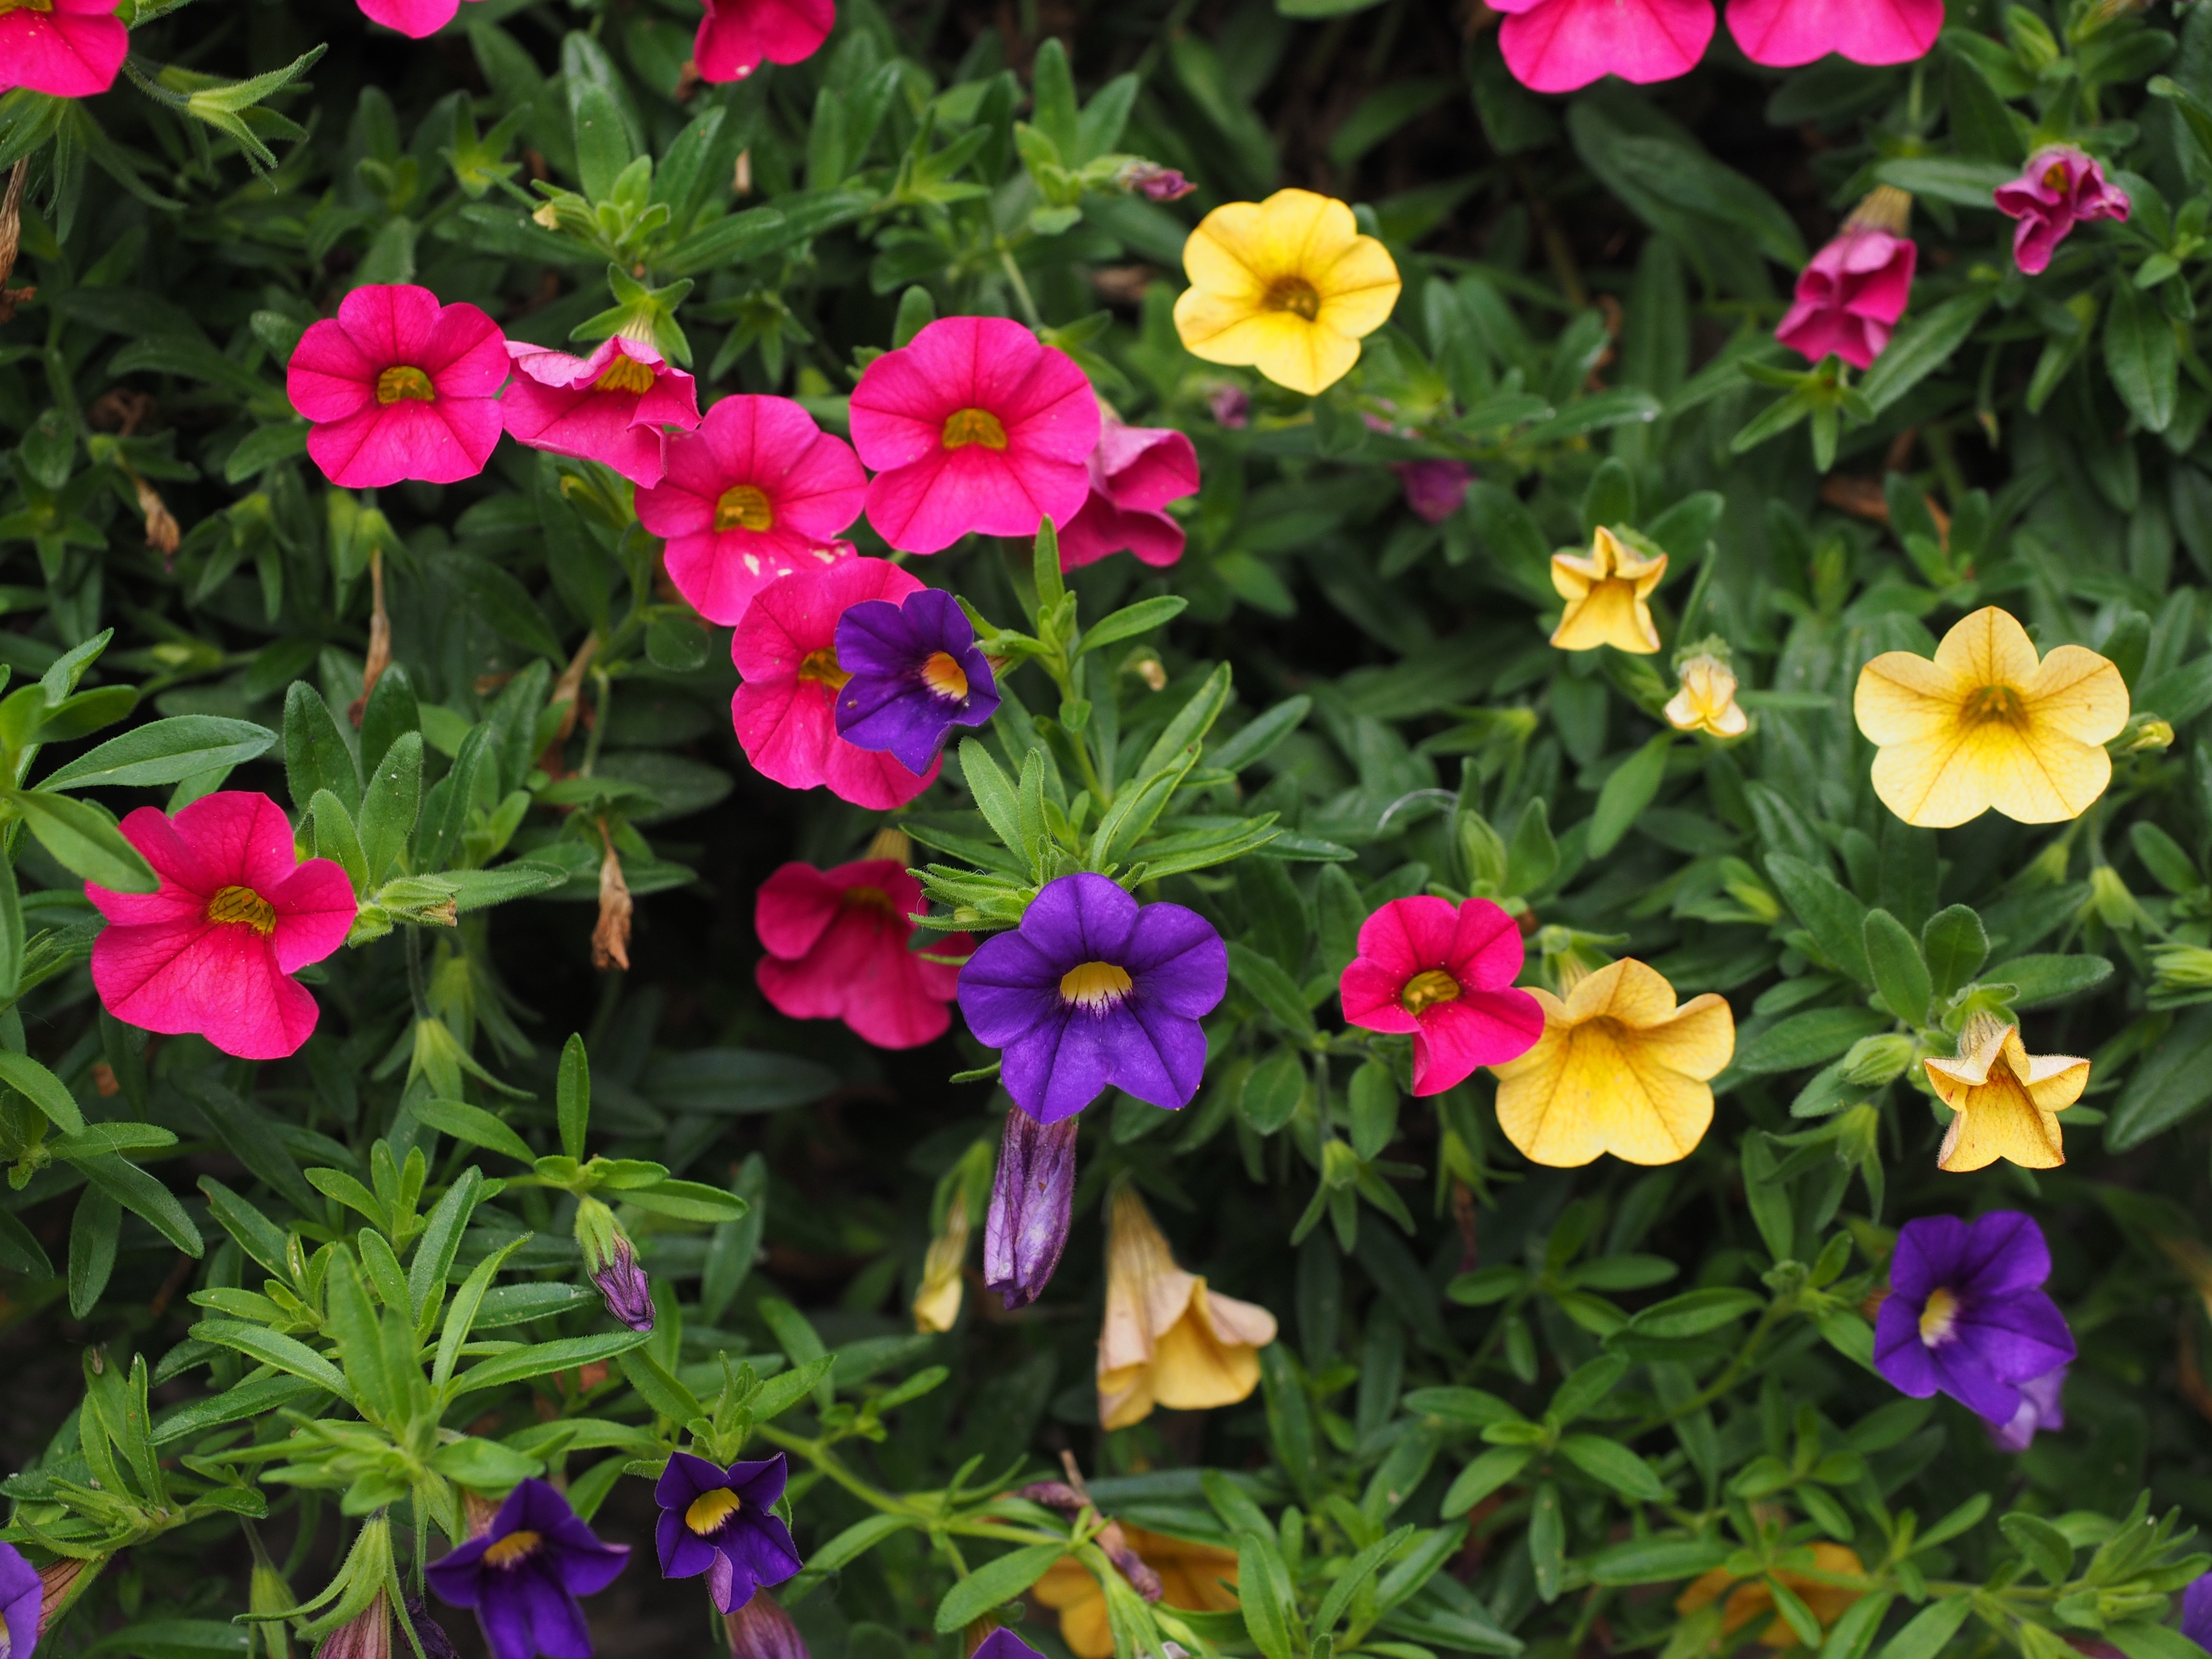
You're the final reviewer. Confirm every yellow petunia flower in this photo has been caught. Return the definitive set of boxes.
[1675,1544,1866,1645]
[1666,652,1749,737]
[1852,606,2129,828]
[1924,1011,2088,1172]
[1172,189,1401,397]
[1491,959,1735,1168]
[1550,528,1666,654]
[1033,1528,1241,1659]
[1098,1185,1277,1429]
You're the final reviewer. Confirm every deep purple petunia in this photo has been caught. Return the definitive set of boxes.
[831,589,1000,776]
[2184,1573,2212,1651]
[983,1107,1079,1310]
[1873,1212,2076,1427]
[1988,1363,2066,1454]
[425,1479,629,1659]
[653,1452,803,1614]
[957,872,1228,1124]
[0,1541,39,1659]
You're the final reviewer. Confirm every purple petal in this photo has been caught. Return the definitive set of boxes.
[1889,1215,1966,1304]
[427,1539,493,1607]
[973,1633,1049,1659]
[1959,1287,2075,1381]
[958,931,1065,1046]
[717,1512,804,1606]
[1124,902,1228,1019]
[1115,999,1210,1111]
[707,1554,737,1614]
[730,1454,790,1508]
[519,1565,593,1659]
[1872,1298,1937,1397]
[1930,1339,2024,1426]
[655,1451,727,1512]
[1958,1211,2053,1300]
[1020,872,1138,968]
[984,1108,1078,1308]
[831,598,915,677]
[1001,1006,1112,1122]
[655,1507,691,1576]
[662,1524,721,1581]
[837,680,960,775]
[2182,1574,2212,1649]
[473,1575,539,1659]
[1989,1364,2066,1453]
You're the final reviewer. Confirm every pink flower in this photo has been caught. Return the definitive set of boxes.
[288,285,508,489]
[1394,459,1471,525]
[352,0,477,38]
[501,337,701,488]
[1057,415,1200,571]
[1995,146,2131,277]
[695,0,833,83]
[755,859,970,1048]
[0,0,127,97]
[848,316,1100,554]
[86,793,358,1062]
[1486,0,1715,94]
[731,558,939,809]
[1339,896,1544,1096]
[1776,221,1916,371]
[637,395,867,626]
[1724,0,1941,68]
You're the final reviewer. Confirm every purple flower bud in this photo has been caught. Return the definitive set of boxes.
[983,1108,1079,1310]
[1015,1481,1085,1513]
[724,1590,810,1659]
[575,1197,655,1333]
[403,1599,462,1659]
[1208,385,1249,429]
[1116,161,1195,203]
[1393,459,1471,525]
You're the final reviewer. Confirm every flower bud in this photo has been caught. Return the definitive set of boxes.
[913,1198,970,1334]
[402,1599,461,1659]
[314,1592,390,1659]
[1840,1033,1915,1087]
[724,1590,809,1659]
[38,1555,106,1635]
[983,1109,1079,1310]
[1115,160,1194,202]
[575,1196,654,1332]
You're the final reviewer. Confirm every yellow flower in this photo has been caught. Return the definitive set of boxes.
[1098,1186,1277,1429]
[1550,528,1666,654]
[1033,1528,1241,1659]
[1675,1544,1866,1645]
[1924,1011,2088,1172]
[912,1198,969,1334]
[1666,653,1749,737]
[1852,606,2128,828]
[1172,188,1401,397]
[1491,959,1735,1168]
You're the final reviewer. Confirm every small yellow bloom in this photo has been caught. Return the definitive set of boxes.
[1098,1186,1277,1429]
[1550,528,1666,654]
[1173,188,1401,397]
[1033,1528,1241,1659]
[1491,958,1735,1168]
[1675,1544,1866,1645]
[1924,1011,2088,1172]
[1666,653,1749,738]
[912,1198,969,1334]
[1853,606,2128,828]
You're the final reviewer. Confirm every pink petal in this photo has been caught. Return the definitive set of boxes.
[354,0,460,36]
[1446,899,1526,993]
[1497,0,1715,93]
[287,318,380,425]
[421,301,510,397]
[731,678,830,790]
[1099,424,1200,513]
[268,859,360,974]
[1355,895,1460,977]
[1340,959,1420,1034]
[662,528,852,626]
[0,0,128,97]
[864,446,1092,554]
[92,919,323,1060]
[820,740,937,809]
[1057,493,1185,571]
[695,0,834,81]
[307,397,504,488]
[1411,990,1546,1095]
[502,379,672,487]
[1725,0,1940,67]
[333,285,446,371]
[755,862,844,961]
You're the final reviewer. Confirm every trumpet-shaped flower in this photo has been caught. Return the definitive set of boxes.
[639,394,867,626]
[984,1107,1080,1309]
[425,1480,629,1659]
[1339,897,1544,1096]
[1724,0,1941,68]
[0,1541,38,1659]
[721,1591,808,1659]
[1550,527,1665,653]
[1173,190,1402,397]
[1923,1013,2088,1172]
[1058,416,1201,571]
[1491,958,1734,1167]
[848,317,1099,553]
[288,285,508,489]
[1873,1211,2075,1427]
[1487,0,1716,95]
[1990,1364,2066,1453]
[87,792,357,1062]
[1995,146,2131,276]
[1777,191,1916,370]
[695,0,833,83]
[654,1453,802,1614]
[1852,606,2129,828]
[0,0,127,96]
[753,857,967,1049]
[1034,1529,1239,1659]
[501,337,700,489]
[1665,652,1749,736]
[1097,1186,1278,1429]
[832,589,1000,775]
[1675,1545,1865,1643]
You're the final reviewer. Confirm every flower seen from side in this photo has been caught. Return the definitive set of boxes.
[1872,1211,2076,1427]
[1923,1012,2088,1172]
[1990,1362,2066,1453]
[1777,189,1917,370]
[424,1479,629,1659]
[501,337,700,488]
[694,0,833,83]
[1173,189,1402,397]
[288,284,508,488]
[832,589,999,775]
[1485,0,1716,95]
[654,1453,802,1614]
[723,1591,809,1659]
[1097,1186,1278,1430]
[913,1196,971,1333]
[0,1541,39,1659]
[1674,1544,1866,1643]
[1057,414,1201,570]
[984,1106,1080,1310]
[1723,0,1942,68]
[1339,896,1544,1096]
[753,857,967,1049]
[1550,527,1666,653]
[1665,652,1749,737]
[1995,145,2131,276]
[574,1196,654,1333]
[1033,1529,1240,1659]
[0,0,127,97]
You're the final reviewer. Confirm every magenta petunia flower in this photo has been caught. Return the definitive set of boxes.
[1776,223,1916,370]
[1724,0,1941,68]
[832,589,1000,775]
[984,1106,1079,1310]
[1988,1363,2065,1453]
[1394,459,1471,525]
[1486,0,1716,94]
[848,316,1101,554]
[1058,415,1200,571]
[426,1480,628,1659]
[958,872,1228,1124]
[639,394,867,627]
[731,558,939,809]
[86,792,357,1063]
[288,285,508,489]
[1995,146,2131,277]
[1873,1211,2076,1427]
[501,337,700,489]
[0,0,127,97]
[754,858,968,1049]
[695,0,833,83]
[653,1453,803,1614]
[1339,897,1544,1096]
[352,0,480,38]
[0,1540,38,1659]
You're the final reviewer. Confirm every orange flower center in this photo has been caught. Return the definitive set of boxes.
[716,484,775,532]
[2043,161,2071,192]
[1400,969,1461,1016]
[481,1530,541,1569]
[1919,1286,1960,1347]
[920,651,969,700]
[206,885,277,936]
[842,884,896,918]
[374,365,436,404]
[1060,961,1133,1011]
[797,648,850,690]
[0,0,55,11]
[1264,278,1322,320]
[1966,685,2027,728]
[941,408,1008,450]
[594,354,657,395]
[685,1489,742,1536]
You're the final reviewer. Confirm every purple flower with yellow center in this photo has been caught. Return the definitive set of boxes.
[424,1479,629,1659]
[0,1540,40,1659]
[831,589,999,776]
[654,1452,803,1613]
[958,872,1228,1123]
[1872,1212,2075,1428]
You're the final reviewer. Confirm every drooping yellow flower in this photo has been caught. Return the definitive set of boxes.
[1491,959,1735,1168]
[1550,528,1666,654]
[1853,606,2128,828]
[1924,1011,2088,1172]
[1666,653,1749,737]
[1172,189,1401,397]
[1098,1186,1277,1429]
[912,1197,969,1334]
[1675,1544,1866,1644]
[1033,1528,1241,1659]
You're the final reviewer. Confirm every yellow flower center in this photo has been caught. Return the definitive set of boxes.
[1967,685,2028,727]
[920,651,969,700]
[715,484,775,532]
[2044,161,2071,192]
[1264,278,1322,320]
[1919,1286,1960,1347]
[1061,961,1134,1011]
[206,885,277,935]
[374,365,436,405]
[685,1488,743,1535]
[797,648,850,690]
[594,355,657,395]
[481,1530,541,1568]
[941,408,1009,450]
[0,0,55,11]
[843,884,896,917]
[1400,969,1462,1015]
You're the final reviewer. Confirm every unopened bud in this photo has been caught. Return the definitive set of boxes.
[983,1109,1078,1310]
[1840,1033,1915,1087]
[724,1590,808,1659]
[575,1196,654,1332]
[914,1198,970,1334]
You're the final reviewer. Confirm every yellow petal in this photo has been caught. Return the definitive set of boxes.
[1566,958,1681,1027]
[2026,644,2129,743]
[1148,1295,1265,1412]
[1551,579,1659,652]
[1980,716,2113,824]
[1853,649,1966,746]
[912,1274,961,1334]
[1868,731,1996,829]
[1032,1561,1116,1659]
[1181,203,1281,296]
[1934,1077,2066,1170]
[1097,1363,1154,1431]
[1311,233,1402,340]
[1248,315,1364,397]
[1628,992,1736,1082]
[1550,551,1598,602]
[1173,283,1269,354]
[1934,606,2044,689]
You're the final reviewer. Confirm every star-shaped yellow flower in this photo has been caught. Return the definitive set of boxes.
[1097,1185,1277,1429]
[1665,652,1749,737]
[1924,1011,2088,1171]
[1853,606,2128,828]
[1491,959,1735,1167]
[1550,528,1666,654]
[1173,189,1402,397]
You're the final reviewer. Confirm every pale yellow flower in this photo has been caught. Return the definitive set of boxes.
[1033,1528,1240,1659]
[1550,528,1666,654]
[1853,606,2128,828]
[1173,189,1401,396]
[1492,959,1734,1168]
[912,1198,969,1334]
[1675,1544,1866,1645]
[1666,653,1749,737]
[1097,1186,1277,1429]
[1924,1011,2088,1172]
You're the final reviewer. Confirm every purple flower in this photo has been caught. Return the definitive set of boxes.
[653,1453,803,1614]
[1118,161,1194,203]
[723,1591,809,1659]
[425,1479,630,1659]
[1988,1364,2066,1453]
[0,1542,40,1659]
[973,1634,1046,1659]
[1208,385,1249,429]
[1994,146,2130,276]
[832,589,999,776]
[957,872,1228,1123]
[575,1199,654,1334]
[2183,1574,2212,1651]
[983,1107,1079,1310]
[1873,1212,2076,1427]
[1393,459,1470,525]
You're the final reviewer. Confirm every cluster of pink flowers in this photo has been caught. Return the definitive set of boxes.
[1487,0,1942,94]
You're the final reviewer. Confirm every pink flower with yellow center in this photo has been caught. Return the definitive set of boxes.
[754,858,970,1049]
[0,0,127,96]
[1777,190,1917,371]
[1994,146,2131,277]
[694,0,833,83]
[1339,897,1544,1096]
[500,337,701,488]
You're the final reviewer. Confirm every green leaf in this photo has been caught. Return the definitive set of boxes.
[931,1544,1069,1634]
[448,1330,651,1397]
[1621,1287,1763,1338]
[1441,1445,1533,1516]
[1988,953,2113,1010]
[10,789,157,892]
[1589,734,1671,858]
[1236,1529,1305,1659]
[1870,156,2013,204]
[616,1179,750,1223]
[1921,904,1990,999]
[1228,940,1318,1040]
[39,717,276,790]
[2109,1005,2212,1148]
[69,1186,120,1318]
[1587,1536,1731,1584]
[1766,854,1870,983]
[1862,908,1931,1025]
[2106,280,2179,434]
[1735,1007,1892,1074]
[0,1048,84,1134]
[409,1098,535,1164]
[408,1167,483,1325]
[1557,1434,1668,1501]
[1999,1511,2075,1583]
[1079,595,1189,656]
[558,1033,589,1163]
[190,1319,349,1397]
[1873,1596,1972,1659]
[1861,292,1993,413]
[360,730,421,887]
[283,680,361,816]
[71,1152,202,1255]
